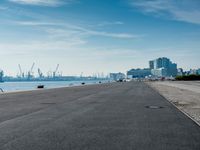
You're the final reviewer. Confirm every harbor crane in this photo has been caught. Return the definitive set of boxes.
[27,63,35,80]
[37,68,43,78]
[53,64,59,78]
[80,72,83,78]
[18,64,24,78]
[30,63,35,73]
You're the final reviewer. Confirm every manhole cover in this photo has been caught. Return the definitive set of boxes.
[145,106,164,109]
[41,102,56,105]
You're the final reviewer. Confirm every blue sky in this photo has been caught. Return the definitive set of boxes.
[0,0,200,76]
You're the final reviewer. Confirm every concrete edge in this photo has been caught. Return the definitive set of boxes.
[144,81,200,127]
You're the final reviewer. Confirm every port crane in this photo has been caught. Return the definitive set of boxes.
[18,64,24,78]
[27,63,35,80]
[37,68,43,78]
[80,72,83,78]
[53,64,59,78]
[30,63,35,73]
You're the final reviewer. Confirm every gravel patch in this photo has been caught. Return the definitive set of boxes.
[147,81,200,124]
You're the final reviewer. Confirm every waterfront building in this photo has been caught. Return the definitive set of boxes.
[110,72,125,81]
[149,57,177,77]
[127,68,151,78]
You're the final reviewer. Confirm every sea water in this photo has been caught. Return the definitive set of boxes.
[0,80,108,93]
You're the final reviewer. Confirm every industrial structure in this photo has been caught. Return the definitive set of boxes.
[18,63,35,80]
[0,63,108,82]
[16,63,62,81]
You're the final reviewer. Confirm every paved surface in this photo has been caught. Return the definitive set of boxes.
[0,82,200,150]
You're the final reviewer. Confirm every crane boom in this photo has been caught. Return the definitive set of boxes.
[38,68,43,78]
[30,63,35,72]
[52,64,59,78]
[18,64,22,77]
[55,64,59,73]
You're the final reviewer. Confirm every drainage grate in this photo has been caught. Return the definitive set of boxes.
[145,105,164,109]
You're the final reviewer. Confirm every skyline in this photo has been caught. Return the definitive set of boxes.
[0,0,200,76]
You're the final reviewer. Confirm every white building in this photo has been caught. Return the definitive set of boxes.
[110,72,125,81]
[151,68,168,77]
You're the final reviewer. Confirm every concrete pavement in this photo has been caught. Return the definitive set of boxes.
[0,82,200,150]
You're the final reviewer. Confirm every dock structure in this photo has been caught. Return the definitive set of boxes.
[0,82,200,150]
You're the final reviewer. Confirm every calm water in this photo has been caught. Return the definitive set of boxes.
[0,80,108,93]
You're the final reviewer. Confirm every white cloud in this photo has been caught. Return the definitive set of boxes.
[8,0,73,7]
[0,6,8,10]
[97,21,124,27]
[130,0,200,25]
[84,30,137,39]
[172,10,200,25]
[15,21,138,39]
[130,0,170,13]
[0,40,86,55]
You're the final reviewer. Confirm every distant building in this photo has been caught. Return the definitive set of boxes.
[169,63,177,77]
[197,69,200,75]
[149,57,177,77]
[189,69,197,75]
[149,61,154,70]
[151,68,167,77]
[110,72,125,81]
[177,68,184,76]
[0,70,3,82]
[127,68,151,78]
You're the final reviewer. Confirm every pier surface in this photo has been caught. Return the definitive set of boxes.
[0,82,200,150]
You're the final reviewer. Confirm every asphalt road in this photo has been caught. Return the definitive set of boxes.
[0,82,200,150]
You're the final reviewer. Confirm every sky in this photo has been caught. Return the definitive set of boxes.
[0,0,200,76]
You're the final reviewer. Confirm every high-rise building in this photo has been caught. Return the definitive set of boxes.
[169,63,177,76]
[149,57,177,77]
[149,57,170,69]
[149,61,154,70]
